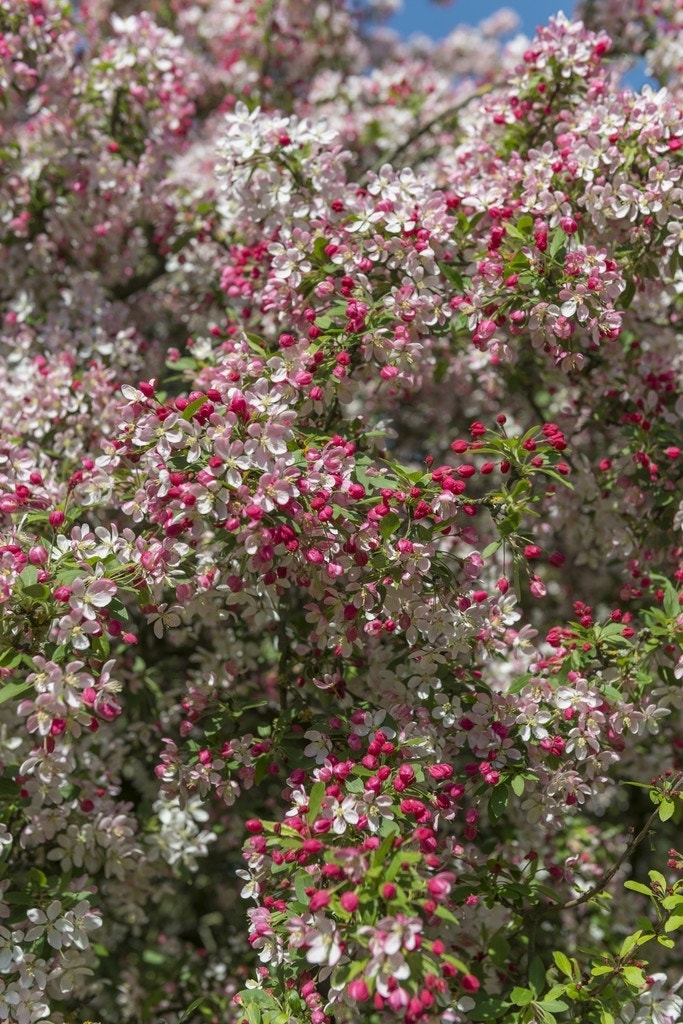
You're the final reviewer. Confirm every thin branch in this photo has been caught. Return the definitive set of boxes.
[107,225,166,301]
[365,82,498,177]
[537,773,683,915]
[559,804,661,911]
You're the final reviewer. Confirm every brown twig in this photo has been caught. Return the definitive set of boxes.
[539,773,683,915]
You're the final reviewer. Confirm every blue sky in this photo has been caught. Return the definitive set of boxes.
[389,1,576,42]
[388,1,648,88]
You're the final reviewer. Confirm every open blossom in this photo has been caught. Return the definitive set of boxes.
[145,602,184,638]
[0,927,24,972]
[516,705,552,741]
[366,914,423,957]
[25,902,68,951]
[68,576,117,620]
[619,974,683,1024]
[427,872,456,900]
[322,795,360,834]
[303,730,333,763]
[55,614,102,651]
[305,914,343,967]
[640,704,671,734]
[361,790,394,831]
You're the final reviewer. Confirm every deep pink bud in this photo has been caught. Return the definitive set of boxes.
[301,838,324,854]
[340,891,359,912]
[427,873,455,899]
[309,890,331,912]
[347,979,370,1002]
[28,545,48,566]
[462,975,480,993]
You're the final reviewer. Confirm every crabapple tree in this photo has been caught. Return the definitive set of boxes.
[1,1,683,1023]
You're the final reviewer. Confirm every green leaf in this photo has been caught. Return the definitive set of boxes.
[182,395,209,421]
[332,958,366,987]
[508,674,532,696]
[624,880,653,897]
[3,890,36,908]
[439,260,464,290]
[142,949,167,965]
[552,951,573,978]
[657,935,675,948]
[379,815,398,838]
[620,931,650,956]
[353,466,397,493]
[165,356,198,372]
[245,1005,261,1024]
[0,777,19,799]
[481,539,502,558]
[294,873,309,906]
[659,797,676,822]
[307,781,326,825]
[379,511,401,540]
[434,903,460,926]
[244,333,268,356]
[26,868,48,887]
[620,278,636,309]
[19,565,38,587]
[21,583,51,600]
[312,235,329,262]
[661,580,681,619]
[529,955,546,996]
[253,754,270,785]
[664,913,683,933]
[487,932,510,965]
[539,467,574,490]
[549,229,566,259]
[488,783,508,821]
[0,680,33,705]
[0,649,24,669]
[543,985,568,1002]
[510,986,533,1006]
[596,622,631,640]
[621,965,645,987]
[467,996,509,1021]
[178,997,206,1022]
[372,829,399,871]
[510,774,525,797]
[505,215,534,241]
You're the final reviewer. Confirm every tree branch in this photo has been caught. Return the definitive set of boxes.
[535,774,683,915]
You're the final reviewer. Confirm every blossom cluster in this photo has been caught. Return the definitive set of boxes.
[1,1,683,1024]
